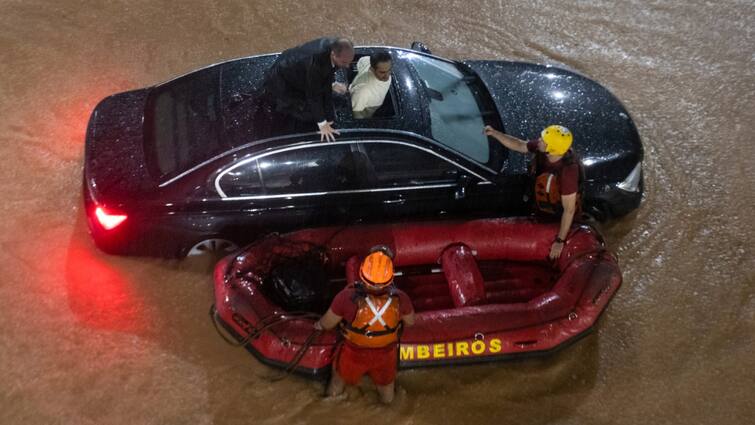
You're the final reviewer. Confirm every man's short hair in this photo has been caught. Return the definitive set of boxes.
[370,51,392,69]
[331,38,354,56]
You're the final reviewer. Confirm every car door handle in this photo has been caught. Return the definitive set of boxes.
[384,198,405,205]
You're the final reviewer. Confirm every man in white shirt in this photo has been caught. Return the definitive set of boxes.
[349,52,392,119]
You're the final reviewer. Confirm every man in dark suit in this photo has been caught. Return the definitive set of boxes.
[263,37,354,141]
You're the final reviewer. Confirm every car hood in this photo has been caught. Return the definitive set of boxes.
[84,88,155,206]
[463,60,643,180]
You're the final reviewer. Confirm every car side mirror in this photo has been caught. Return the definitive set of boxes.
[453,174,473,201]
[410,41,432,55]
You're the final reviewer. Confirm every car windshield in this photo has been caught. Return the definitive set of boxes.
[405,53,489,163]
[144,66,225,178]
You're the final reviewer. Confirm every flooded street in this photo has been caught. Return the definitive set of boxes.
[1,0,753,424]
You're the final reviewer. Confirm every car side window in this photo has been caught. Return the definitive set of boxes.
[362,142,460,187]
[218,159,264,197]
[259,144,367,195]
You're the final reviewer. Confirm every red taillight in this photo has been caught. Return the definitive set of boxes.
[95,207,127,230]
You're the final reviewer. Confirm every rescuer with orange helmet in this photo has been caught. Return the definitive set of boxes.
[484,124,582,260]
[315,245,415,404]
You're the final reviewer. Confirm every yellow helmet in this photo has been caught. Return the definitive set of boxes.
[359,250,394,292]
[541,125,573,156]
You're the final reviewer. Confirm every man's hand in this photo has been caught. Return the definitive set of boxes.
[549,240,565,260]
[483,125,529,153]
[318,121,340,142]
[332,82,348,95]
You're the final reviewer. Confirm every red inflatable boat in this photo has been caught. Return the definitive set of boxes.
[212,218,621,378]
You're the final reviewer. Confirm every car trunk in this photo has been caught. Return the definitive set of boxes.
[83,88,156,208]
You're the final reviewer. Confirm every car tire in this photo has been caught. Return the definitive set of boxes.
[185,238,239,257]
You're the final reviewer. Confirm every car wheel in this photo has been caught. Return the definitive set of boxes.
[186,238,239,257]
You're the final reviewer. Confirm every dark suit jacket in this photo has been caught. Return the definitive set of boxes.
[264,37,336,123]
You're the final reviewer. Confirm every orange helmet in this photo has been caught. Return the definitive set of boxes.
[359,250,394,292]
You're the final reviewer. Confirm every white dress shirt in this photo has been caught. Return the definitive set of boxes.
[349,56,391,119]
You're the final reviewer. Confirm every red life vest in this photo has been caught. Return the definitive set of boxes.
[531,151,583,216]
[340,291,401,348]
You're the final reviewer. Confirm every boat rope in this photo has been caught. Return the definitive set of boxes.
[209,304,320,348]
[268,329,323,382]
[209,304,244,346]
[210,305,330,380]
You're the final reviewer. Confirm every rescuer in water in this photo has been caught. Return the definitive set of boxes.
[484,125,582,260]
[315,246,415,404]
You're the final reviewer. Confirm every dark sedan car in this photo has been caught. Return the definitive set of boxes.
[83,44,643,257]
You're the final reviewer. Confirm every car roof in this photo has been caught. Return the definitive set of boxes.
[150,46,505,187]
[148,47,435,183]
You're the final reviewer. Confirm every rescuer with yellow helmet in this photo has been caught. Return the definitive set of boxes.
[315,245,415,404]
[484,124,582,260]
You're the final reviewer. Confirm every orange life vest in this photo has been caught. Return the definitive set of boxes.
[534,172,559,214]
[340,292,401,348]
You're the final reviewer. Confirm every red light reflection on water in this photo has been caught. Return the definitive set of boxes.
[51,72,150,334]
[65,239,147,334]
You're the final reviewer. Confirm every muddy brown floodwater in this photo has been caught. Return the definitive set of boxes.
[1,1,753,424]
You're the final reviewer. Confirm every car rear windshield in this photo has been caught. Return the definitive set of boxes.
[405,53,490,163]
[144,66,225,179]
